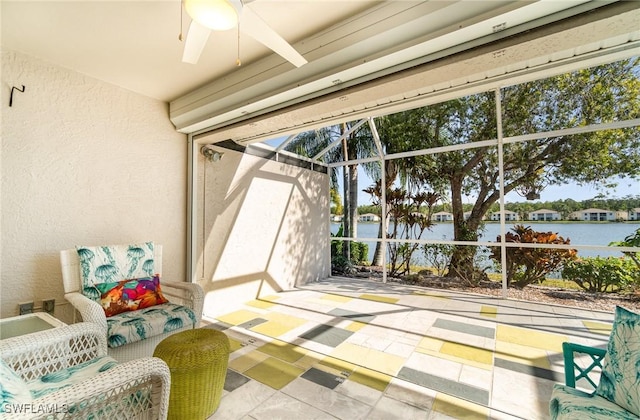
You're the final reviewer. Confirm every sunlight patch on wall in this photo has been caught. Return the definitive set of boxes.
[214,177,294,279]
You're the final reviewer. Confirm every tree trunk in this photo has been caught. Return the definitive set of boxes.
[344,121,360,263]
[370,159,398,267]
[341,138,350,262]
[447,174,485,284]
[371,219,385,266]
[348,162,358,240]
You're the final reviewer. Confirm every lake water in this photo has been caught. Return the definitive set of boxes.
[331,222,640,262]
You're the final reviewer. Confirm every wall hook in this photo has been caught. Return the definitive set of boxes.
[9,85,26,107]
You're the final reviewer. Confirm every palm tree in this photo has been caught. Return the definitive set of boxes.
[284,121,376,261]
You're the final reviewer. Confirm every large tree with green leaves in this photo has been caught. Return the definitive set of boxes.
[373,58,640,283]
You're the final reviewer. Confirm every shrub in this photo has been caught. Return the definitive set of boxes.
[350,242,369,264]
[330,228,369,275]
[562,257,638,293]
[610,227,640,272]
[607,227,640,294]
[331,240,368,265]
[331,253,353,275]
[490,225,577,289]
[422,243,455,276]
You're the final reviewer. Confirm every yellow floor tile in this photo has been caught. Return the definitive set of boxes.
[320,294,353,303]
[496,324,566,352]
[331,342,406,376]
[582,320,612,335]
[345,321,367,332]
[249,312,308,337]
[259,295,281,302]
[495,341,553,370]
[349,366,393,392]
[251,321,296,338]
[313,363,348,378]
[245,299,276,309]
[417,336,444,352]
[480,305,497,318]
[306,298,340,307]
[264,312,308,327]
[432,392,489,419]
[243,357,305,390]
[440,342,493,365]
[293,351,325,370]
[359,294,399,304]
[216,309,262,326]
[228,350,270,373]
[318,356,357,376]
[415,345,492,371]
[257,339,307,363]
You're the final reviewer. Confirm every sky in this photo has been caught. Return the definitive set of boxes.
[504,178,639,204]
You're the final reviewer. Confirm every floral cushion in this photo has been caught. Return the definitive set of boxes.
[550,384,638,420]
[106,303,197,348]
[595,306,640,416]
[0,359,32,412]
[96,275,169,317]
[76,242,155,300]
[26,356,118,399]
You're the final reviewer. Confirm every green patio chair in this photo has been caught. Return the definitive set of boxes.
[549,306,640,420]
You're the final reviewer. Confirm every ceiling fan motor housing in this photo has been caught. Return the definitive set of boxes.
[184,0,243,31]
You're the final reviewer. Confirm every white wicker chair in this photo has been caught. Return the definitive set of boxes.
[60,244,204,362]
[0,322,170,419]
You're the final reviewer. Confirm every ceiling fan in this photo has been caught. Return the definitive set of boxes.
[181,0,308,68]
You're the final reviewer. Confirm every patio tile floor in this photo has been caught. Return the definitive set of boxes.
[204,276,614,419]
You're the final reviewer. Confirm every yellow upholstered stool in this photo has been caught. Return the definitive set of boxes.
[153,328,230,420]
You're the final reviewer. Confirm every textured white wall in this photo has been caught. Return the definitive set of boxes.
[1,51,187,321]
[194,145,330,319]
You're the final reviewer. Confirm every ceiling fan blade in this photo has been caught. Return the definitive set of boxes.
[182,20,211,64]
[240,5,307,68]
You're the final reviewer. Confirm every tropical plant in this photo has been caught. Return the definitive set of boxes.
[609,227,640,271]
[363,182,439,276]
[608,227,640,293]
[490,225,577,288]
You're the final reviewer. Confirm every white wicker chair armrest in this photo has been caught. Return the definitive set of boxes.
[64,292,108,332]
[3,357,171,420]
[160,281,204,322]
[0,323,107,382]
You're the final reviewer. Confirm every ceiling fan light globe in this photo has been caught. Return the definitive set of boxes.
[185,0,238,31]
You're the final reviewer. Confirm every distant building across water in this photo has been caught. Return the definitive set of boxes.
[331,207,640,224]
[568,208,629,222]
[528,209,561,221]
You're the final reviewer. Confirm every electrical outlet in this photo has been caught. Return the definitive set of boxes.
[43,299,55,314]
[19,301,34,315]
